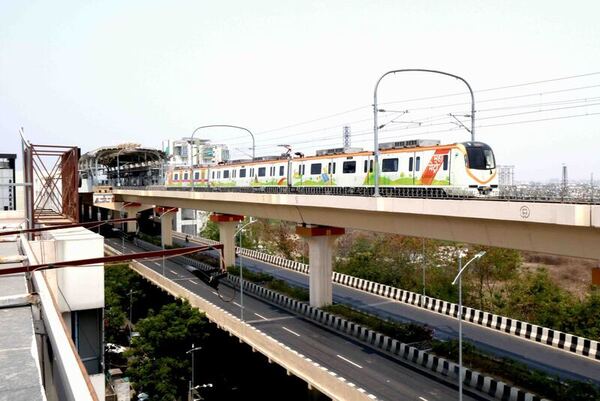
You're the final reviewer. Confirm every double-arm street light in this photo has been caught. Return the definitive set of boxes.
[186,343,202,399]
[451,250,486,401]
[235,218,257,322]
[373,69,476,197]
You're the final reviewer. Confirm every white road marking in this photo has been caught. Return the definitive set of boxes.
[153,262,161,267]
[233,302,242,307]
[336,354,363,369]
[419,397,428,401]
[211,291,218,295]
[281,326,301,337]
[254,313,268,320]
[190,280,200,285]
[169,269,179,276]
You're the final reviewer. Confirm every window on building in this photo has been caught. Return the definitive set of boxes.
[223,170,230,179]
[183,173,189,180]
[443,155,449,171]
[415,156,421,171]
[382,158,398,172]
[174,173,179,181]
[240,168,247,178]
[343,161,356,174]
[279,165,285,176]
[194,171,199,180]
[310,163,322,175]
[258,167,266,177]
[409,157,414,172]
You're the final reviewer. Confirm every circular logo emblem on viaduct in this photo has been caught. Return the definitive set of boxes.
[520,206,530,219]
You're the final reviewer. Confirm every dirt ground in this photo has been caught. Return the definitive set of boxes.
[521,252,596,299]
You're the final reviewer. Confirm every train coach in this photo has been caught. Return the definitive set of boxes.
[166,139,498,197]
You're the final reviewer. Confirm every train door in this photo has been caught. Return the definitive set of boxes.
[287,159,293,187]
[406,153,415,185]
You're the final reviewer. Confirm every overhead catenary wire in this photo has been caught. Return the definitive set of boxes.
[245,71,600,136]
[245,101,600,150]
[222,83,600,147]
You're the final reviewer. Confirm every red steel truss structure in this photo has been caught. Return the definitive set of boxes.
[22,136,80,228]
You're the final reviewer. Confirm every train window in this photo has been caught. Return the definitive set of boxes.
[184,173,189,180]
[443,155,448,171]
[415,157,421,171]
[310,163,322,175]
[233,169,237,178]
[258,167,266,177]
[250,168,255,177]
[271,166,276,176]
[333,162,336,174]
[328,162,332,174]
[382,158,398,172]
[343,161,356,174]
[299,165,304,175]
[223,170,230,179]
[363,160,368,173]
[217,171,221,179]
[174,173,179,181]
[194,172,199,180]
[279,165,285,176]
[466,146,496,170]
[212,171,215,179]
[409,157,414,172]
[240,168,246,178]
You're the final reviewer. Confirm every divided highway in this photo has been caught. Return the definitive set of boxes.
[178,234,600,385]
[105,237,486,401]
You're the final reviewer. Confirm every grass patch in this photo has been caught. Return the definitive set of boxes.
[228,266,309,302]
[322,303,433,344]
[431,339,600,401]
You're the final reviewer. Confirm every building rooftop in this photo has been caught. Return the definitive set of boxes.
[0,219,45,401]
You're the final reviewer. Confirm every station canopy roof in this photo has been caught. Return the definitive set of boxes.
[80,143,167,168]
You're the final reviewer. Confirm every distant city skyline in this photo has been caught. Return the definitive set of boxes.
[2,1,600,181]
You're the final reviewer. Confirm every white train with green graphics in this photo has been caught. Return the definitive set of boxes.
[166,140,497,197]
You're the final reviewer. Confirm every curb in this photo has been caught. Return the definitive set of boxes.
[228,243,599,363]
[227,274,548,401]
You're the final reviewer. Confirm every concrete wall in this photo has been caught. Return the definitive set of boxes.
[115,189,600,259]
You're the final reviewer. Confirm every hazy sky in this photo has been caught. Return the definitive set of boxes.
[1,1,599,181]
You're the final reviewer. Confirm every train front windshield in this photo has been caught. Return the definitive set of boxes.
[465,144,495,170]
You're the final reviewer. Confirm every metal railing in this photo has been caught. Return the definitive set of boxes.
[115,184,600,204]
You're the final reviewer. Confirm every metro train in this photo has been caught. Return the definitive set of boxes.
[165,139,498,197]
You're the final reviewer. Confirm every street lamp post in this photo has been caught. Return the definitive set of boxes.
[159,208,177,276]
[235,218,257,321]
[186,343,202,400]
[373,69,476,197]
[451,250,486,401]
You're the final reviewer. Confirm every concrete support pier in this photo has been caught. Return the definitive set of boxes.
[210,213,244,268]
[157,207,177,246]
[296,225,345,307]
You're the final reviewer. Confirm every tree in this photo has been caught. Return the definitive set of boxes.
[126,300,208,401]
[200,220,220,241]
[465,246,521,310]
[493,268,572,329]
